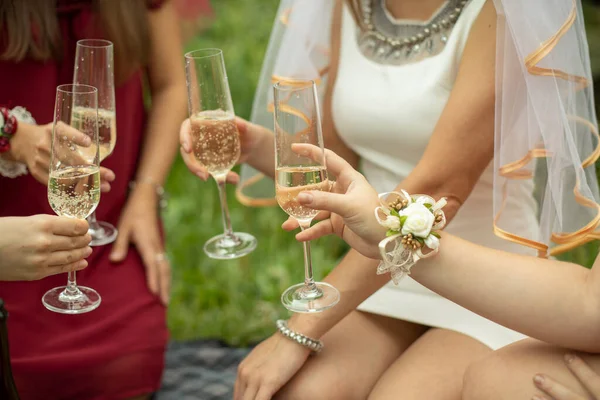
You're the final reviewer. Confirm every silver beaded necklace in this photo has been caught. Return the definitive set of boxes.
[357,0,470,65]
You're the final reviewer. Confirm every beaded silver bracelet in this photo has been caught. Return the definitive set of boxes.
[276,319,323,353]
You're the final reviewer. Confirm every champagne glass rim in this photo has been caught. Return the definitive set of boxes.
[76,39,113,48]
[57,84,98,95]
[273,80,316,91]
[185,48,223,60]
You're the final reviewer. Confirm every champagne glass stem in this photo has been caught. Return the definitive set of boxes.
[299,223,318,294]
[65,271,79,296]
[216,179,234,238]
[87,211,101,231]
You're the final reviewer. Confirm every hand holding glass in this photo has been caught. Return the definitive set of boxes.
[43,84,102,314]
[73,39,117,246]
[274,80,340,313]
[185,48,257,259]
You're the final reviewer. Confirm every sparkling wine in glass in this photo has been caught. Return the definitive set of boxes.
[274,80,340,313]
[73,39,117,246]
[43,84,102,314]
[185,48,257,259]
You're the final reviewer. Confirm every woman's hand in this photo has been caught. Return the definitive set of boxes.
[281,145,385,259]
[179,116,270,183]
[533,354,600,400]
[0,215,91,281]
[235,333,311,400]
[8,122,54,184]
[109,183,170,305]
[99,167,116,193]
[7,121,115,192]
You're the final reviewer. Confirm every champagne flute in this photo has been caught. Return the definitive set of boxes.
[43,84,102,314]
[185,48,257,259]
[273,80,340,313]
[73,39,117,246]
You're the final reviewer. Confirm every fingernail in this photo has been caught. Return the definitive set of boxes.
[297,193,313,204]
[183,143,191,152]
[78,260,88,268]
[196,171,207,180]
[565,353,576,363]
[85,247,93,257]
[533,374,544,385]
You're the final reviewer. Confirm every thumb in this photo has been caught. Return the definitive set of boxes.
[234,116,249,135]
[297,191,352,218]
[109,227,130,263]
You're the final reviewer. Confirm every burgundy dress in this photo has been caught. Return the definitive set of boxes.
[0,2,168,399]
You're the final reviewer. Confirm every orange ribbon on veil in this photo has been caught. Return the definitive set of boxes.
[493,0,600,257]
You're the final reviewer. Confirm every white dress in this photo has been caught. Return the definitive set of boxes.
[332,0,538,350]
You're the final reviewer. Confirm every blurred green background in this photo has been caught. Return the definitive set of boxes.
[164,0,600,345]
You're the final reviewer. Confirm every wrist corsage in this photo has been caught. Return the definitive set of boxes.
[374,190,447,284]
[0,106,35,178]
[0,107,18,153]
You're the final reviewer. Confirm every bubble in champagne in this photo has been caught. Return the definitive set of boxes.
[275,166,329,222]
[190,110,241,179]
[48,166,101,219]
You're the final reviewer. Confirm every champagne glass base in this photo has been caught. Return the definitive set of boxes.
[89,221,118,246]
[204,232,257,260]
[42,286,101,314]
[281,282,340,313]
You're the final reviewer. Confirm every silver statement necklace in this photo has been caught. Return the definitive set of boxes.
[357,0,470,65]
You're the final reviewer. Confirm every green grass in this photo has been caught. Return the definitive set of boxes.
[165,0,600,345]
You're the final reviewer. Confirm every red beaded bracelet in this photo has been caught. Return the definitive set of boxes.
[0,107,18,153]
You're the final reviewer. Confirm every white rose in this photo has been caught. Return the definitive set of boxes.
[424,234,440,250]
[382,215,401,231]
[399,203,435,238]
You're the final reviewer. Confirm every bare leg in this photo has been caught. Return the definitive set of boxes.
[275,310,428,400]
[368,328,491,400]
[463,338,600,399]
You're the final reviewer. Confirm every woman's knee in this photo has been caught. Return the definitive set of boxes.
[274,368,363,400]
[462,351,508,400]
[462,339,574,400]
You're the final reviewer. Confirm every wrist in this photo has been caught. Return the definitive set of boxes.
[373,224,388,247]
[129,176,167,209]
[246,122,272,168]
[287,313,332,340]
